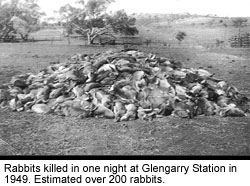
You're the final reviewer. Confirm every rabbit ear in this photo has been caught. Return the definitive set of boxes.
[84,97,90,101]
[154,78,160,85]
[200,80,206,84]
[173,96,182,101]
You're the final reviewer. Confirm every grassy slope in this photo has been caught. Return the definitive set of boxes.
[139,16,250,47]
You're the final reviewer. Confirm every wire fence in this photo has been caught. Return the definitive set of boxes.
[2,31,250,50]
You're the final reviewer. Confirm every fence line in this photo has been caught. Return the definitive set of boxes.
[2,31,248,49]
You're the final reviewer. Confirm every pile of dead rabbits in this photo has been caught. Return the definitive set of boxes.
[0,49,249,121]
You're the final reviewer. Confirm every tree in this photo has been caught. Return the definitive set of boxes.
[58,0,113,44]
[175,31,186,44]
[57,3,84,35]
[105,10,139,36]
[0,0,45,41]
[58,3,83,23]
[85,0,114,18]
[58,0,138,45]
[72,16,108,44]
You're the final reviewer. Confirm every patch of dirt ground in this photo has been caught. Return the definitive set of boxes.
[0,43,249,155]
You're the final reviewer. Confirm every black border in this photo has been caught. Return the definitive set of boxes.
[0,155,249,160]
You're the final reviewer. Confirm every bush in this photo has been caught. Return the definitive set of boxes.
[175,31,187,43]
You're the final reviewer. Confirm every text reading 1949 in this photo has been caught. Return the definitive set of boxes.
[3,163,237,184]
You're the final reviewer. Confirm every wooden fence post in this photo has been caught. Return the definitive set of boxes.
[67,35,71,45]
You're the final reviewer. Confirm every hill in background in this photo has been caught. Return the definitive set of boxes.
[135,13,250,48]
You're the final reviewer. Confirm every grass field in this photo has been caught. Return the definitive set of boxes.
[139,16,250,49]
[0,23,250,155]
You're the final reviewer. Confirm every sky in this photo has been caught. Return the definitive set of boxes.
[37,0,250,18]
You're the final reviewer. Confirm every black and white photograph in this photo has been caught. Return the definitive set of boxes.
[0,0,250,156]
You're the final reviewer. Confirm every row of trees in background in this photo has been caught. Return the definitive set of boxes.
[0,0,139,44]
[135,13,201,26]
[0,0,45,41]
[57,0,139,44]
[0,0,248,46]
